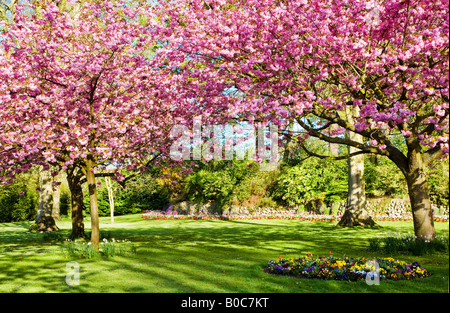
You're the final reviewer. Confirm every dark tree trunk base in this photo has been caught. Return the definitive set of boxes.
[70,222,87,240]
[337,209,378,227]
[30,216,59,233]
[67,167,87,240]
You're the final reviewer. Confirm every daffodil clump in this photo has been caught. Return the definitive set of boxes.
[61,238,136,259]
[266,254,431,281]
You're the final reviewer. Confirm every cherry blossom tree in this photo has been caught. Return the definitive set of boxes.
[2,0,88,234]
[161,0,449,240]
[0,0,190,250]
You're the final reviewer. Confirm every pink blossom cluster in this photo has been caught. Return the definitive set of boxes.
[159,0,449,155]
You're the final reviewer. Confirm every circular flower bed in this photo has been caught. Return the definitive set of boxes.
[265,254,431,281]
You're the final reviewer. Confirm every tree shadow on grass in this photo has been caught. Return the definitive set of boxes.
[104,219,416,256]
[1,218,447,293]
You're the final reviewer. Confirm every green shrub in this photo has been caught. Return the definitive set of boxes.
[119,173,170,212]
[271,158,347,209]
[0,174,38,223]
[368,237,382,252]
[185,169,234,203]
[229,170,279,206]
[84,173,170,216]
[427,159,449,207]
[256,196,278,208]
[365,157,408,198]
[383,236,402,254]
[59,191,71,216]
[368,233,449,256]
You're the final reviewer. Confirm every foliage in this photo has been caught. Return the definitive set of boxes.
[183,160,260,205]
[368,233,449,256]
[365,155,449,204]
[365,157,408,198]
[0,173,38,223]
[84,173,171,216]
[60,237,136,259]
[59,191,71,216]
[229,169,279,207]
[117,173,170,213]
[427,158,449,207]
[272,158,347,209]
[184,169,234,203]
[266,254,432,281]
[60,239,98,259]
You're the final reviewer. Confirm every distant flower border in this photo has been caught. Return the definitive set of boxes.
[141,210,448,223]
[265,254,431,281]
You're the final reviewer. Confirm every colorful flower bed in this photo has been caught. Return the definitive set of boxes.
[265,254,431,281]
[141,211,341,221]
[141,210,448,222]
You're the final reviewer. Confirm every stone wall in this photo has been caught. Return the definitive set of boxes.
[169,198,449,218]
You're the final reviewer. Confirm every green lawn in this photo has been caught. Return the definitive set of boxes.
[0,214,448,293]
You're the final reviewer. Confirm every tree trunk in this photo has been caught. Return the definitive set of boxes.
[86,155,100,251]
[105,177,114,224]
[405,148,436,240]
[68,177,86,239]
[31,168,59,232]
[67,168,86,239]
[338,112,376,227]
[52,174,61,221]
[338,150,376,226]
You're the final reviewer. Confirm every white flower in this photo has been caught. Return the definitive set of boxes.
[87,242,92,245]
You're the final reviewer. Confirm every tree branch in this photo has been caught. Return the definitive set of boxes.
[79,152,162,187]
[424,146,445,165]
[43,77,68,88]
[298,140,370,161]
[295,116,390,156]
